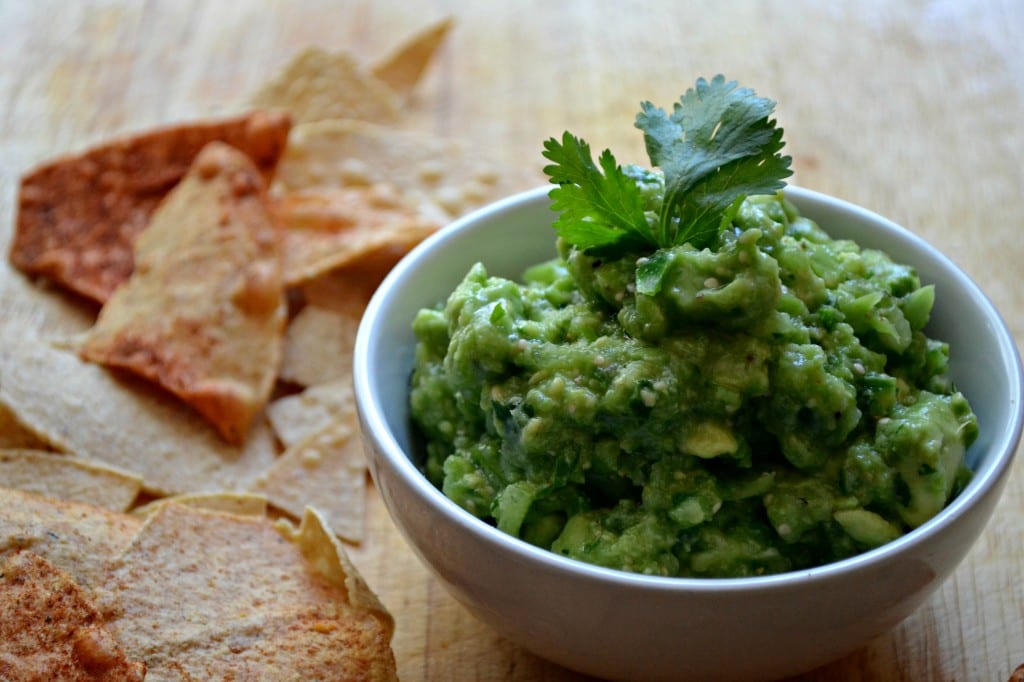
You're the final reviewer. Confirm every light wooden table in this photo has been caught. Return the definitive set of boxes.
[2,1,1022,679]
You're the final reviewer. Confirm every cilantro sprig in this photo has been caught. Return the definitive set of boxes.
[542,134,653,252]
[543,75,792,255]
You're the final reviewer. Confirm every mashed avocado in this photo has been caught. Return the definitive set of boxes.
[409,188,977,578]
[409,79,977,577]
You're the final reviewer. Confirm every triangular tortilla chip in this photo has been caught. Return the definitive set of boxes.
[279,304,362,388]
[372,18,453,99]
[267,379,355,448]
[277,507,391,621]
[98,503,396,681]
[0,488,141,591]
[249,48,401,125]
[10,111,291,303]
[274,118,543,223]
[131,492,269,519]
[0,336,277,495]
[0,550,145,681]
[299,246,411,316]
[79,142,287,444]
[253,417,367,543]
[0,264,96,338]
[0,449,142,512]
[271,185,438,285]
[0,401,50,450]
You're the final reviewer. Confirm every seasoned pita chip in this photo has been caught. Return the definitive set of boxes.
[274,118,542,222]
[0,551,145,681]
[98,503,396,681]
[132,492,268,519]
[271,185,438,285]
[79,142,287,444]
[267,379,355,449]
[250,48,401,125]
[11,111,291,303]
[280,305,361,387]
[0,337,277,495]
[253,418,367,543]
[0,449,141,512]
[0,488,140,591]
[372,17,453,99]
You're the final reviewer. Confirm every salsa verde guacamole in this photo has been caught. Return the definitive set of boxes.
[408,79,978,578]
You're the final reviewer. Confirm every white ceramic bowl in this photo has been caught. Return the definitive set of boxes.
[354,185,1023,681]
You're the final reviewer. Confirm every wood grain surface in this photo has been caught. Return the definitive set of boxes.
[2,1,1022,679]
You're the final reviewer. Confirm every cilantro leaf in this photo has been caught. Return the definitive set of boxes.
[542,132,653,251]
[636,75,792,250]
[543,75,792,260]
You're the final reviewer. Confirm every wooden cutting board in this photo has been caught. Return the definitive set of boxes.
[1,1,1022,679]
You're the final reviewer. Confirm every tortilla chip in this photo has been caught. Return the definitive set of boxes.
[79,142,287,444]
[0,401,50,450]
[299,246,410,315]
[278,507,391,621]
[0,267,96,339]
[0,336,277,496]
[274,118,542,223]
[371,18,453,99]
[132,492,268,519]
[0,449,142,512]
[0,488,140,591]
[253,418,367,543]
[271,185,438,285]
[10,111,291,303]
[0,550,145,681]
[280,304,362,388]
[267,379,355,448]
[98,502,396,681]
[250,48,401,125]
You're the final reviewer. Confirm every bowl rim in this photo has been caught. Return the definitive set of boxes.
[354,184,1024,593]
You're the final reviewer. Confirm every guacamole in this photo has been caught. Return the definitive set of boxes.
[409,186,977,578]
[409,78,977,577]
